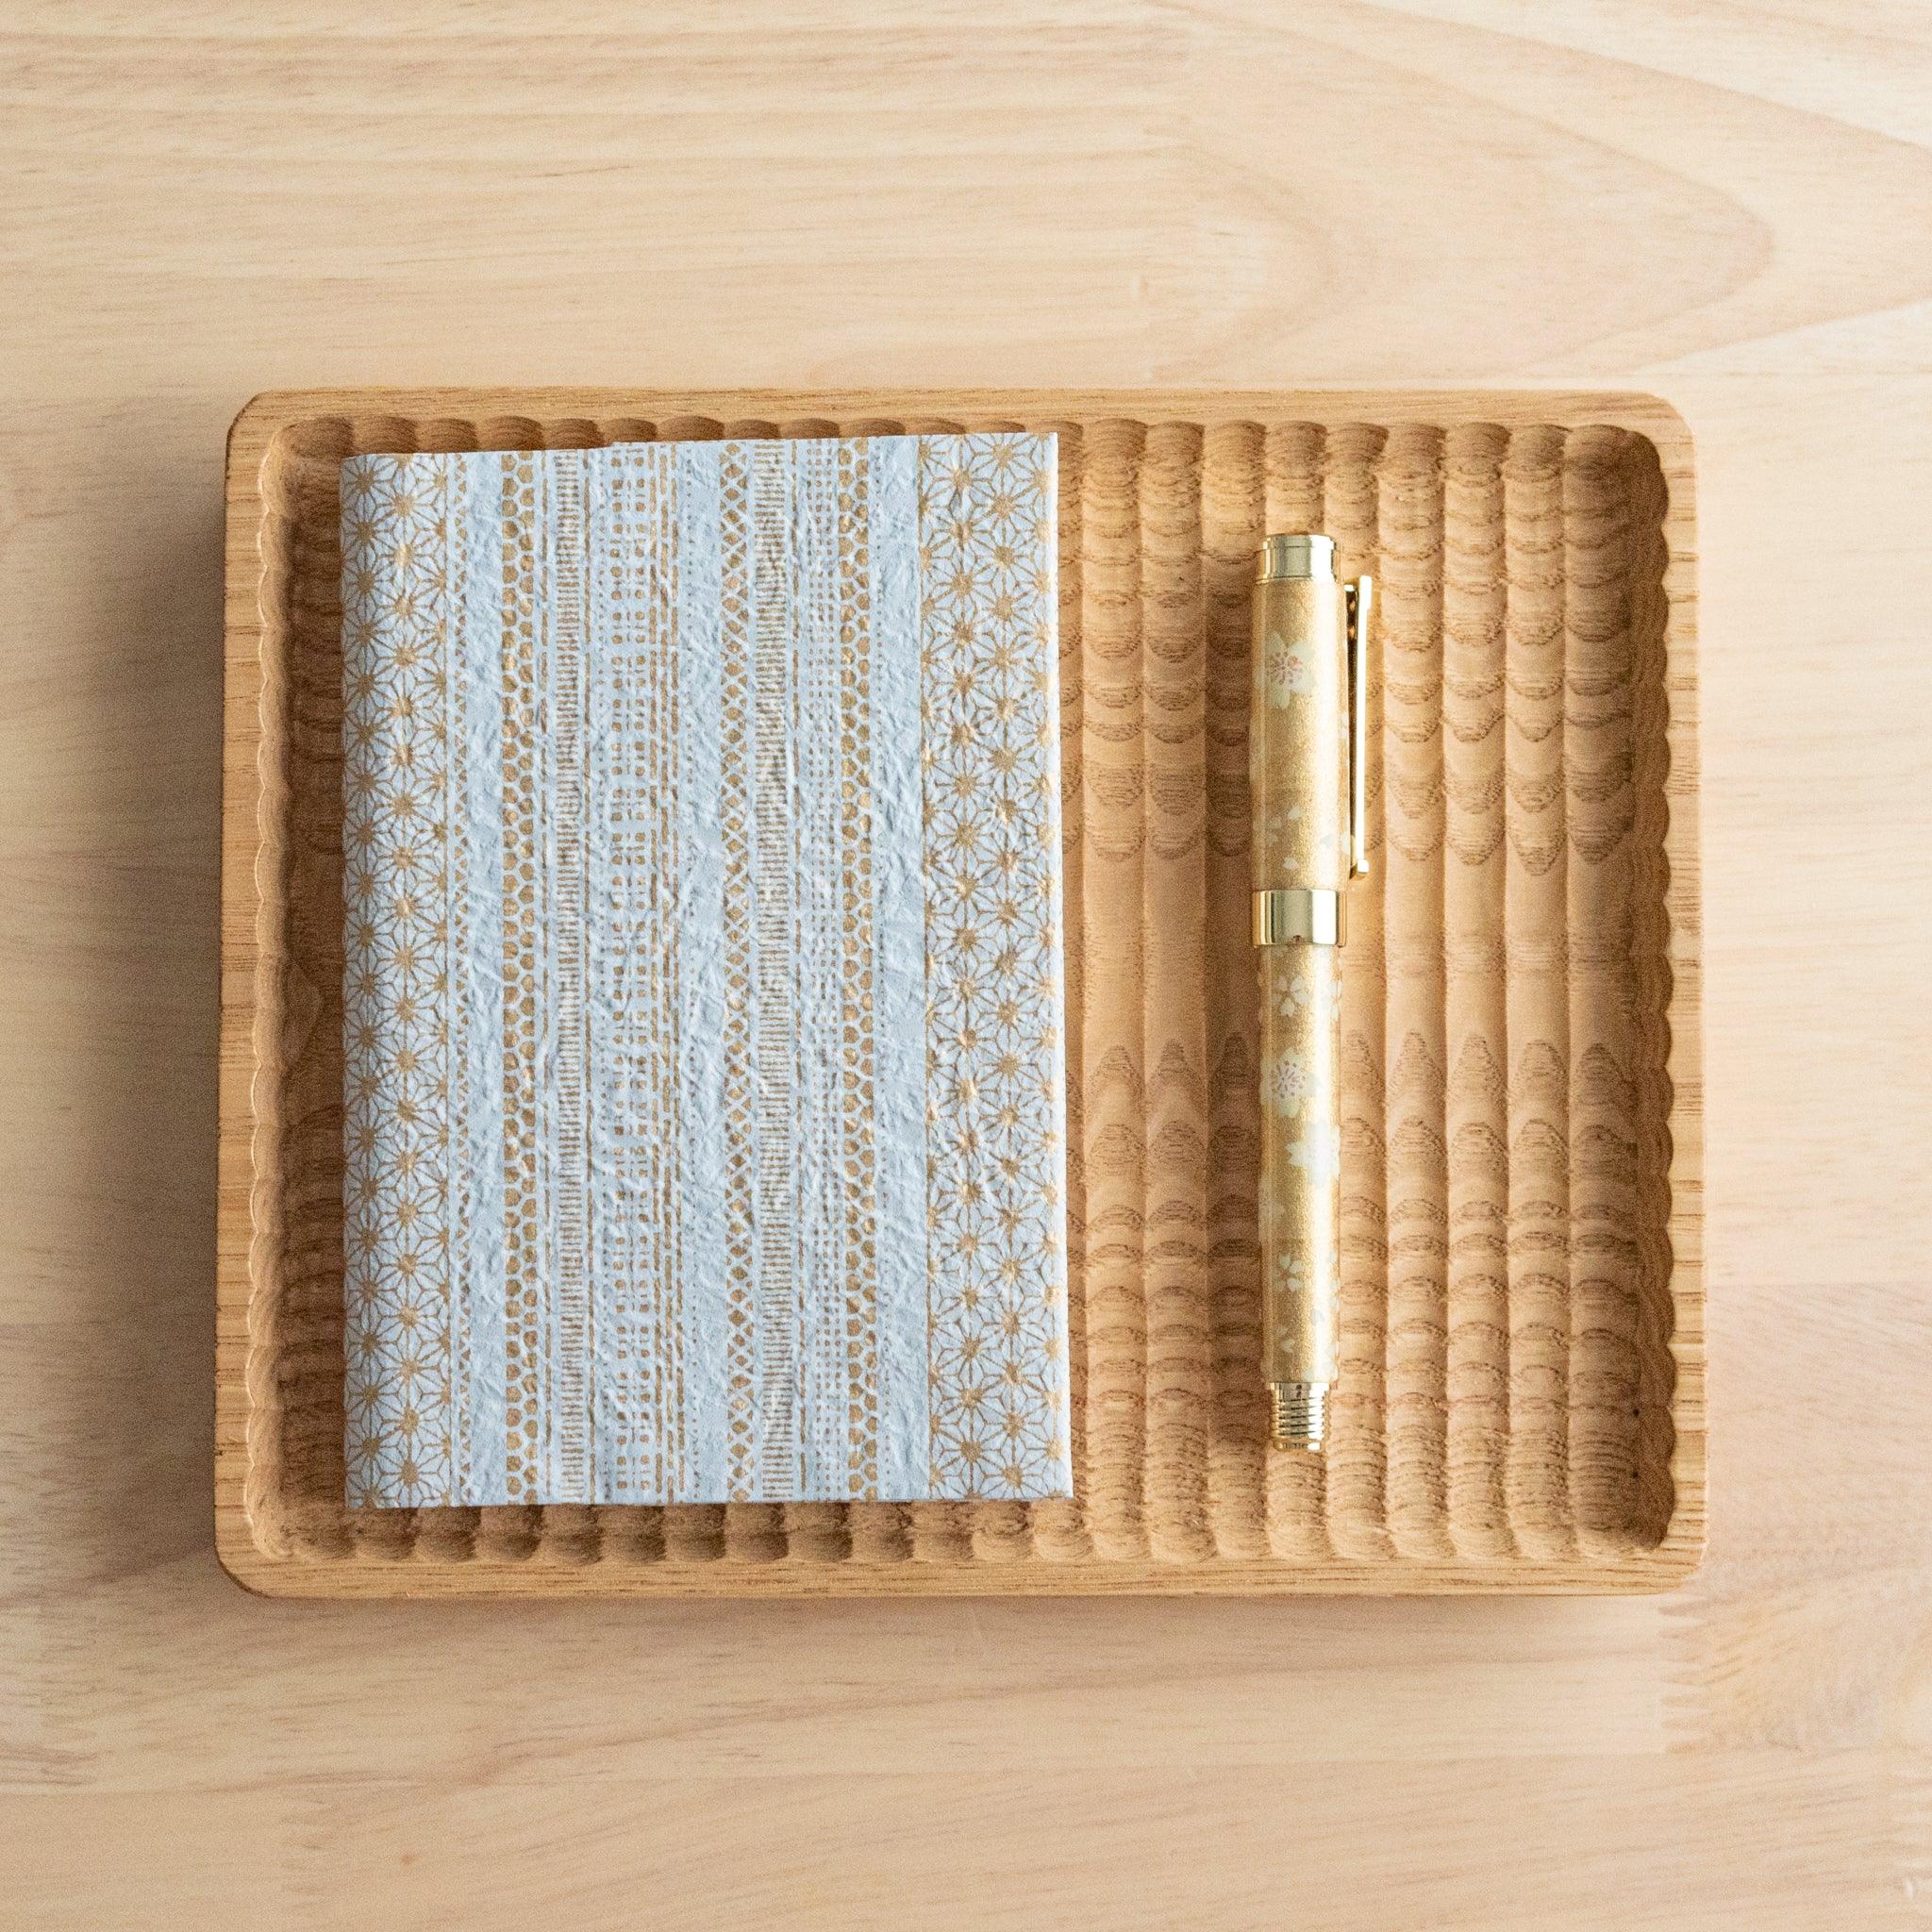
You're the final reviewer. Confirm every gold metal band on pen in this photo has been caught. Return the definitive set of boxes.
[1252,887,1345,947]
[1257,534,1332,582]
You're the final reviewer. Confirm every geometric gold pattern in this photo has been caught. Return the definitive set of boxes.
[917,437,1070,1496]
[340,456,455,1507]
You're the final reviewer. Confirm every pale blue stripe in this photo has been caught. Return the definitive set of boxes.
[456,453,508,1507]
[546,448,590,1504]
[812,439,849,1498]
[587,442,680,1502]
[781,441,813,1498]
[530,458,558,1501]
[583,450,620,1499]
[786,441,818,1498]
[744,444,785,1497]
[866,436,932,1502]
[674,442,731,1504]
[721,441,769,1499]
[791,439,845,1499]
[434,458,470,1500]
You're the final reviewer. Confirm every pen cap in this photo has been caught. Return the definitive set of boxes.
[1252,537,1349,894]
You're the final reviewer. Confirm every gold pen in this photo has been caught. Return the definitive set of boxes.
[1252,535,1371,1451]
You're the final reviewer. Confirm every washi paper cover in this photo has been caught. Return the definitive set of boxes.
[338,435,1071,1507]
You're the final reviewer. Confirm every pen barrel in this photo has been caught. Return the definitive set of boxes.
[1252,546,1348,1445]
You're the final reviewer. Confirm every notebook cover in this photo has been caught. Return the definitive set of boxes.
[339,434,1071,1507]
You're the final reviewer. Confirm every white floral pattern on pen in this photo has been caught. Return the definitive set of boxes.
[1264,628,1314,707]
[1274,959,1314,1018]
[1265,1045,1312,1119]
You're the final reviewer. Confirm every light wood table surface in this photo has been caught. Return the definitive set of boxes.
[6,4,1929,1925]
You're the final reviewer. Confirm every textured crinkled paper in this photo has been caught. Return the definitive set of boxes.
[340,435,1070,1507]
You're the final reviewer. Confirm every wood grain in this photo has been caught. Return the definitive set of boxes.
[217,387,1701,1595]
[5,0,1929,1923]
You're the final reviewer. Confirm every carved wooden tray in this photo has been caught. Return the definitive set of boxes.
[218,388,1704,1594]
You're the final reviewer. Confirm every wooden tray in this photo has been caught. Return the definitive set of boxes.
[218,388,1704,1595]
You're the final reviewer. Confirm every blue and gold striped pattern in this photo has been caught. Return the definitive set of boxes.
[339,434,1070,1507]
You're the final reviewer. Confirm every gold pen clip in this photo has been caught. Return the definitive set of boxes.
[1344,575,1373,879]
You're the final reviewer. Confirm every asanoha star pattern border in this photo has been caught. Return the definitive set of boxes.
[339,434,1071,1507]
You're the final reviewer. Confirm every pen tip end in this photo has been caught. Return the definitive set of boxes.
[1270,1381,1329,1453]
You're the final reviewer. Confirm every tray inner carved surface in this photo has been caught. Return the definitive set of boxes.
[247,408,1679,1576]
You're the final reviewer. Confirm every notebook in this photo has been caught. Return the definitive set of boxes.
[339,434,1070,1507]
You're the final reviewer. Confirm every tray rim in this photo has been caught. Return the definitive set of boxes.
[218,386,1706,1599]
